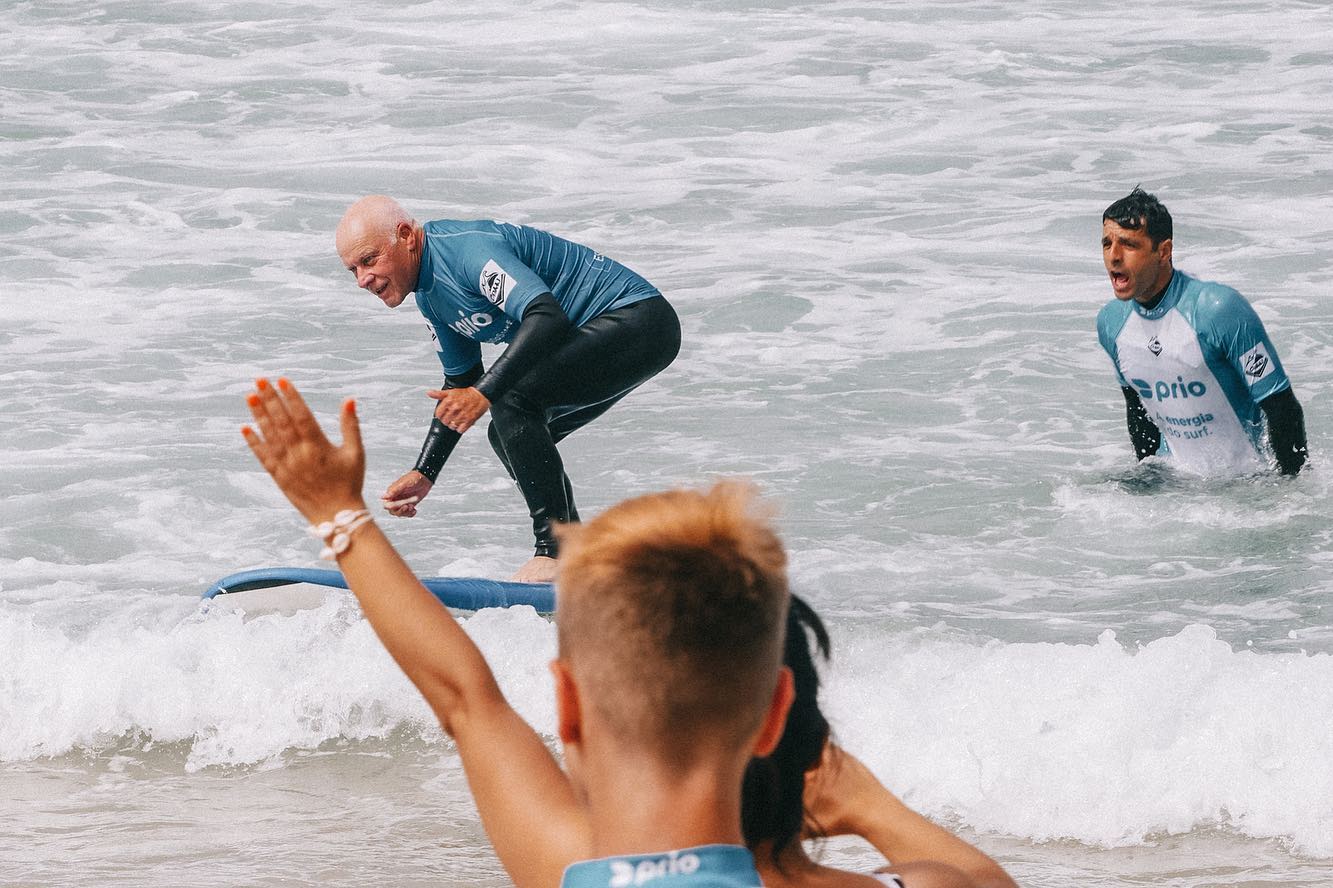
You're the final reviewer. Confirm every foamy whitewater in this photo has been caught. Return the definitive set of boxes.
[3,1,1332,885]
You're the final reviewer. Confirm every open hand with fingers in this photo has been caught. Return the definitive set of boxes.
[241,377,367,524]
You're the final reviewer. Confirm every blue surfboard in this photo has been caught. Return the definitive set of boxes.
[203,567,555,614]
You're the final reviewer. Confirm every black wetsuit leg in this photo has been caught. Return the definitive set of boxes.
[486,295,681,557]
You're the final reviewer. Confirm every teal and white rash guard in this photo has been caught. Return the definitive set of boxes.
[560,845,763,888]
[413,219,661,376]
[1096,269,1291,474]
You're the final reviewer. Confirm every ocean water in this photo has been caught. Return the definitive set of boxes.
[3,0,1332,885]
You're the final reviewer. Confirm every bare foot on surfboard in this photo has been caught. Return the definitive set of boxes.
[512,556,558,584]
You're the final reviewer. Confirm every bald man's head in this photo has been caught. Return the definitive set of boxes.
[335,196,423,309]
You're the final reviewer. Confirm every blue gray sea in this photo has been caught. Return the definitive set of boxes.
[3,1,1332,885]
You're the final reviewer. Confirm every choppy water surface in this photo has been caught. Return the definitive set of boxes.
[3,1,1332,886]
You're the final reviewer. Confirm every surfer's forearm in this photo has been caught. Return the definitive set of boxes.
[1122,385,1161,460]
[415,364,484,480]
[414,417,462,481]
[474,293,571,403]
[420,296,572,449]
[1260,387,1307,475]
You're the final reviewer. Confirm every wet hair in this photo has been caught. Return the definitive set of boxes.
[555,480,790,764]
[1103,186,1173,246]
[740,593,832,863]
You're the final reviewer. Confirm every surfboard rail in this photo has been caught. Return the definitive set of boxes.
[203,567,555,613]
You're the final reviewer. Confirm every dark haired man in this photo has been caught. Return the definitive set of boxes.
[1095,187,1307,475]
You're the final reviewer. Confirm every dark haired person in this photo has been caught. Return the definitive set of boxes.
[1096,187,1306,475]
[335,195,680,582]
[743,597,1017,888]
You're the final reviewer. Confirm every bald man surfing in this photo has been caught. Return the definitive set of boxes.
[336,196,680,582]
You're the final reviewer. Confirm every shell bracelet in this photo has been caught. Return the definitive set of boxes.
[306,509,374,560]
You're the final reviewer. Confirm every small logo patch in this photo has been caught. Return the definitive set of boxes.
[480,259,515,308]
[424,319,444,353]
[1240,342,1275,384]
[1147,336,1163,356]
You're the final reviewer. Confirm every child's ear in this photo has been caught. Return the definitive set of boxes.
[751,666,795,758]
[551,659,583,747]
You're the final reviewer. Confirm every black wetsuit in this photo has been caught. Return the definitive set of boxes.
[414,292,679,557]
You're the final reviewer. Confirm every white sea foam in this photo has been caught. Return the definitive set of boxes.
[5,0,1333,883]
[829,622,1333,856]
[0,596,556,770]
[4,598,1331,855]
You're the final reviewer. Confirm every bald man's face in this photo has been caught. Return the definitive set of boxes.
[337,220,421,309]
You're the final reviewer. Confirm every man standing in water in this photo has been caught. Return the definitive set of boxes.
[1096,187,1307,475]
[335,196,680,581]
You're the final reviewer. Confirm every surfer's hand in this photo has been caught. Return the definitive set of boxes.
[382,471,432,517]
[429,386,490,434]
[242,377,367,523]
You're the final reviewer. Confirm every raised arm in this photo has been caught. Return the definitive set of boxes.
[804,743,1017,888]
[241,377,588,888]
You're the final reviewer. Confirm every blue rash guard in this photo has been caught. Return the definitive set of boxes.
[1096,269,1292,474]
[560,845,763,888]
[413,219,661,376]
[406,219,680,557]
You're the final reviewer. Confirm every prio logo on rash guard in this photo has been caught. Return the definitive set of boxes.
[1132,376,1208,401]
[448,309,496,338]
[480,259,517,308]
[1241,342,1275,384]
[608,852,701,887]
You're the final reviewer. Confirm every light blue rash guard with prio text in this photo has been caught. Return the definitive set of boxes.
[560,845,763,888]
[412,220,661,376]
[1096,269,1291,474]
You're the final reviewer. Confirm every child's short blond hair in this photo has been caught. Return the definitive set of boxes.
[555,480,790,764]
